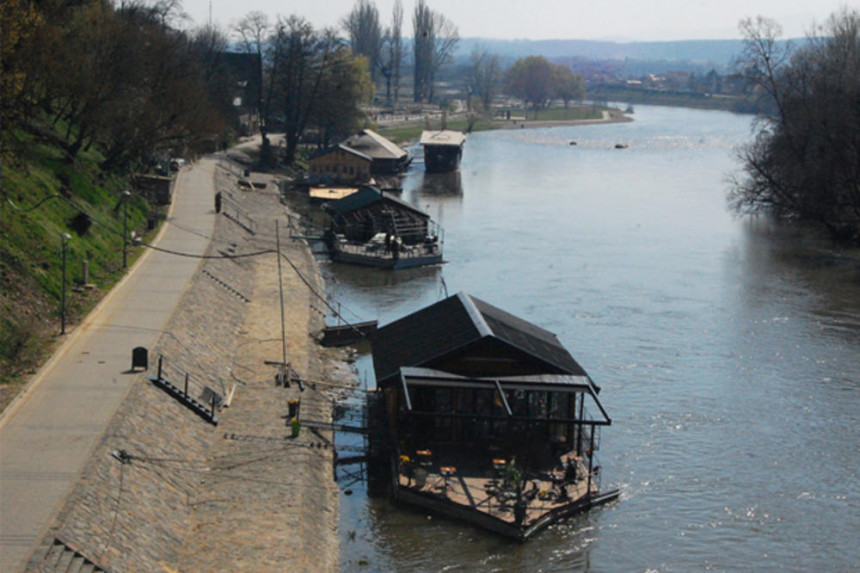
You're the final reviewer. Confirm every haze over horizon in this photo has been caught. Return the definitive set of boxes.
[182,0,847,42]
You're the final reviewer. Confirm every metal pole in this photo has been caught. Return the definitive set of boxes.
[122,190,131,268]
[60,233,71,334]
[276,221,287,369]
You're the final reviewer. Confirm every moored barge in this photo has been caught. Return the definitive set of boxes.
[420,130,466,173]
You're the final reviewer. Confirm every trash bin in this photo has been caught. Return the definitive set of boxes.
[132,347,148,371]
[290,417,301,438]
[288,398,301,419]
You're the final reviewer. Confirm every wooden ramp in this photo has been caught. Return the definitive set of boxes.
[320,320,377,347]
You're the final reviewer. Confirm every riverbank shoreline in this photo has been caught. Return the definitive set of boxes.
[374,106,633,145]
[490,108,633,130]
[25,146,349,572]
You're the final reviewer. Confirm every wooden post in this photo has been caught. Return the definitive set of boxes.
[586,425,594,498]
[158,355,163,380]
[577,394,585,455]
[184,373,189,397]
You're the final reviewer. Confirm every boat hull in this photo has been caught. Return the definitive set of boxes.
[331,249,443,270]
[393,484,619,541]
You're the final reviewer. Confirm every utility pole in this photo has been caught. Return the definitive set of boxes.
[275,220,289,387]
[122,190,131,268]
[60,233,71,334]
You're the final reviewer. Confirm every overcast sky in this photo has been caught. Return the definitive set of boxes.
[181,0,848,41]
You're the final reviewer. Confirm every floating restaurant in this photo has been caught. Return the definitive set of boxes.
[368,292,618,540]
[322,186,443,270]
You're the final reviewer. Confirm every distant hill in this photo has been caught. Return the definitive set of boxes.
[455,38,751,73]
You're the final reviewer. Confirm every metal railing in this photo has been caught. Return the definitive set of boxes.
[149,354,222,424]
[219,192,256,234]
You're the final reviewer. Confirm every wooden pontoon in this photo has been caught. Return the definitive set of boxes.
[368,293,618,540]
[320,320,378,347]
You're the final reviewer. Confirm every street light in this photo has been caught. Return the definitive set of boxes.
[60,233,71,334]
[122,190,131,268]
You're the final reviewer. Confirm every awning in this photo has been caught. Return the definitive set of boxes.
[396,367,611,425]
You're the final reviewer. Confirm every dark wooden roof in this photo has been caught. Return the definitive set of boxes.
[341,129,408,160]
[323,185,429,218]
[371,292,588,387]
[309,144,372,162]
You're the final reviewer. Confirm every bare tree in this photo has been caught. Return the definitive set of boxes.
[412,0,458,103]
[468,45,500,114]
[342,0,382,83]
[235,12,274,164]
[730,9,860,243]
[378,0,406,107]
[191,25,233,117]
[274,19,371,165]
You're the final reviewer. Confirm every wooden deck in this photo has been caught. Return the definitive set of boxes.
[394,451,614,539]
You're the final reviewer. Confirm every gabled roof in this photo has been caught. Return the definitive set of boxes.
[323,185,429,218]
[420,130,466,147]
[371,292,587,387]
[341,130,408,160]
[309,144,372,162]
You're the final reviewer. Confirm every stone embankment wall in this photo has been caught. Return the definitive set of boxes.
[29,156,347,573]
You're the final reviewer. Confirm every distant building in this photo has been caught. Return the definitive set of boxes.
[308,145,372,186]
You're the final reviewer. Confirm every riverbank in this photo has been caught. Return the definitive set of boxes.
[492,108,633,130]
[26,147,350,572]
[375,106,632,145]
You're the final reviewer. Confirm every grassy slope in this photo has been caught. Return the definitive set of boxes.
[0,126,155,410]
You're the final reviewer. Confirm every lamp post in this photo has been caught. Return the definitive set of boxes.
[122,190,131,268]
[60,233,71,334]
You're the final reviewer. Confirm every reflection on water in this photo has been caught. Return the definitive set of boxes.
[332,106,860,572]
[412,170,463,196]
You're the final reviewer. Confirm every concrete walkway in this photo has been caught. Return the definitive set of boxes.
[0,158,218,573]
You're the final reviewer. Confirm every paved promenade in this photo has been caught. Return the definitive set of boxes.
[0,159,217,573]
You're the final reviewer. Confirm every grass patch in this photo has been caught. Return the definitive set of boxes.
[1,123,158,410]
[376,105,610,145]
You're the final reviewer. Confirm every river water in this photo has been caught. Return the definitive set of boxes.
[324,105,860,572]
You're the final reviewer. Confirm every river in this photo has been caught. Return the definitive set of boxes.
[323,105,860,572]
